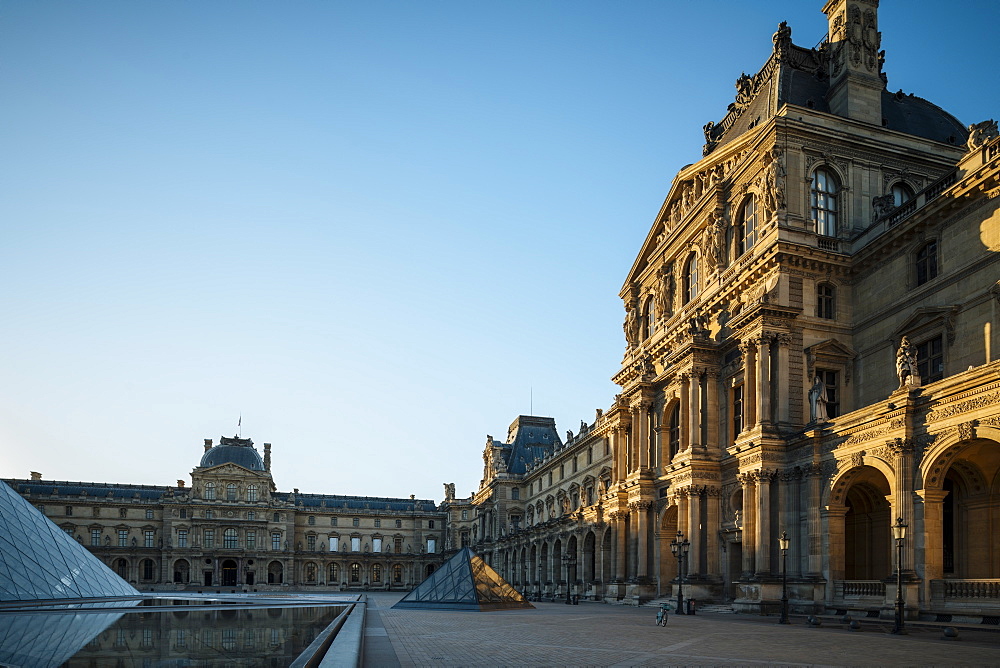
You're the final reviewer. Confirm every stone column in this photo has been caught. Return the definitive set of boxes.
[706,371,720,450]
[688,489,703,577]
[776,334,792,424]
[706,487,721,577]
[741,342,757,429]
[917,488,949,587]
[614,512,627,582]
[757,336,772,426]
[680,374,691,451]
[755,471,772,576]
[822,505,850,587]
[739,474,756,577]
[689,371,702,449]
[635,502,650,580]
[805,464,824,577]
[889,438,916,572]
[634,402,650,471]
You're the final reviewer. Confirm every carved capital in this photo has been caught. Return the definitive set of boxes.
[886,437,915,456]
[957,420,978,442]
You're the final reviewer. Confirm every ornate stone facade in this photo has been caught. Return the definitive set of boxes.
[464,0,1000,619]
[7,435,446,592]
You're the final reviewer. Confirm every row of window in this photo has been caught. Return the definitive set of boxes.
[306,516,424,529]
[78,527,157,548]
[170,528,437,554]
[202,482,261,501]
[59,507,155,519]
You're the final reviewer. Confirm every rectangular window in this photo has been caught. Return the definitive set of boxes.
[427,538,436,554]
[205,510,214,519]
[559,464,564,480]
[91,529,101,546]
[394,538,402,553]
[64,527,74,537]
[246,531,256,550]
[144,530,155,548]
[224,529,238,549]
[330,536,339,552]
[272,533,281,551]
[65,506,73,516]
[917,336,944,383]
[373,537,383,553]
[511,487,519,500]
[180,509,187,519]
[374,519,381,528]
[547,472,553,487]
[204,529,215,549]
[732,384,744,439]
[461,510,468,520]
[352,517,359,527]
[331,517,338,526]
[145,509,154,520]
[93,507,100,517]
[178,530,188,548]
[395,519,401,528]
[351,537,361,552]
[819,369,840,418]
[118,529,129,547]
[307,535,316,551]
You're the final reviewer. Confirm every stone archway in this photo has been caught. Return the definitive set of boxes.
[826,464,892,584]
[657,504,679,592]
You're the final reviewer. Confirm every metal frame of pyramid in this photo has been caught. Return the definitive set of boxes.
[392,547,533,611]
[0,480,139,601]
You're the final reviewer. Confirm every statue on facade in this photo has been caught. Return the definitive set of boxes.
[623,306,639,348]
[808,376,829,423]
[702,212,725,266]
[896,336,920,388]
[967,119,999,152]
[772,21,792,60]
[566,429,574,442]
[443,483,456,500]
[872,193,895,220]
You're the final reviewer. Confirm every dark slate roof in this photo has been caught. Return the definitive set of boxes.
[199,435,265,471]
[281,493,439,513]
[706,37,967,154]
[5,480,169,500]
[499,415,560,475]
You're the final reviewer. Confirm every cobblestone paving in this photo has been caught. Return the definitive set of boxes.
[366,593,1000,667]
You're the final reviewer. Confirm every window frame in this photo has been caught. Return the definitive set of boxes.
[816,282,836,319]
[915,240,939,286]
[683,253,699,303]
[737,195,757,257]
[810,167,839,237]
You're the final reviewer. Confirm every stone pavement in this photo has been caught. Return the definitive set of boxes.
[363,592,1000,667]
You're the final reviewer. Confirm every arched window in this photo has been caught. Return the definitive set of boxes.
[737,195,757,256]
[891,182,913,207]
[350,563,361,583]
[226,483,237,501]
[246,484,259,502]
[811,168,838,236]
[247,510,256,521]
[329,563,339,582]
[204,482,216,500]
[372,564,382,583]
[393,564,403,583]
[816,283,836,319]
[305,562,316,583]
[683,254,699,303]
[916,240,938,285]
[223,528,238,549]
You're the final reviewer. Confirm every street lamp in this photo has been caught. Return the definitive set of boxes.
[670,531,690,615]
[891,517,908,635]
[778,530,790,624]
[562,553,577,604]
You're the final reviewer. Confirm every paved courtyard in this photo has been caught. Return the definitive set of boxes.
[363,592,1000,667]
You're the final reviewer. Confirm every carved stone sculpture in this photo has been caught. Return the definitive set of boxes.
[967,119,999,152]
[896,336,920,388]
[872,193,895,220]
[808,376,829,423]
[772,21,792,60]
[624,305,639,348]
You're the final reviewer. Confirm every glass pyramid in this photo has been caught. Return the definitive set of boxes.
[0,480,138,601]
[393,547,533,611]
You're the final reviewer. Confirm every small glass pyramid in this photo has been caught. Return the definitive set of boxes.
[393,547,533,610]
[0,481,139,601]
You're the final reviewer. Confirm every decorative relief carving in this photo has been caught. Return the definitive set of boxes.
[861,9,880,73]
[925,392,1000,422]
[966,120,998,153]
[956,420,978,442]
[886,437,915,456]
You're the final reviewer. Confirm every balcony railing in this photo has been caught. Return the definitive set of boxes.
[840,580,886,597]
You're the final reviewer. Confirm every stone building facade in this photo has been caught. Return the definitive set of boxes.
[6,435,446,592]
[463,0,1000,619]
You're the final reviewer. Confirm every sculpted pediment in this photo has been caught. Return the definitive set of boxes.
[198,463,259,477]
[891,305,960,345]
[805,338,857,360]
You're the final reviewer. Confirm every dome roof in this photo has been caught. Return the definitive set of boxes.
[199,436,265,472]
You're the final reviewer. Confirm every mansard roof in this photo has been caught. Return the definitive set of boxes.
[6,479,169,500]
[284,492,439,513]
[498,415,561,475]
[703,24,966,156]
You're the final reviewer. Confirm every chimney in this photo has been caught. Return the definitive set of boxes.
[176,479,186,488]
[264,443,271,471]
[823,0,883,125]
[30,471,42,481]
[204,438,213,452]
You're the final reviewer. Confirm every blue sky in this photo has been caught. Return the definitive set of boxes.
[1,1,997,499]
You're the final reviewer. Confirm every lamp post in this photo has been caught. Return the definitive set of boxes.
[891,517,908,635]
[670,531,690,615]
[562,553,577,604]
[778,530,790,624]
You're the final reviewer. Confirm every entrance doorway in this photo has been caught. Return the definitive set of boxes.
[221,559,238,586]
[204,571,213,586]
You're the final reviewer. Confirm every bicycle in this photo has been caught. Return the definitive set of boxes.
[655,603,671,626]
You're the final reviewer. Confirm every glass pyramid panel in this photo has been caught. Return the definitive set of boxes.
[392,547,532,610]
[0,481,139,601]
